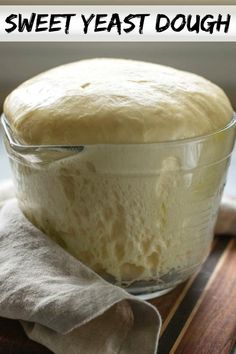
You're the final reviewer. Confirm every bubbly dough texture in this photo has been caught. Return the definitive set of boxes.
[12,142,230,285]
[4,58,233,145]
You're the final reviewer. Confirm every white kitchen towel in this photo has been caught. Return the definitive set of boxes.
[1,181,236,354]
[215,195,236,235]
[0,182,161,354]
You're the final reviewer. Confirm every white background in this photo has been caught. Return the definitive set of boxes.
[0,6,236,41]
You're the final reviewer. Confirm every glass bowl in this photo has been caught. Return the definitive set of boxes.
[1,114,236,299]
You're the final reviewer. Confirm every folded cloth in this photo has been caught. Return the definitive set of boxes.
[0,185,161,354]
[0,179,15,208]
[215,195,236,235]
[1,181,236,354]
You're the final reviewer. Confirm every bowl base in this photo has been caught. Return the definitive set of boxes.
[133,286,175,300]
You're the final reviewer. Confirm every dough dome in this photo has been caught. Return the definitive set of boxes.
[4,58,233,145]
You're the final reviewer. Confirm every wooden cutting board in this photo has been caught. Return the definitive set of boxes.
[0,236,236,354]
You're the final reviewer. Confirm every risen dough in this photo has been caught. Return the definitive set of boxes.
[3,59,235,288]
[4,58,233,145]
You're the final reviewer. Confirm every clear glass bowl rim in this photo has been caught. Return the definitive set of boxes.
[1,112,236,155]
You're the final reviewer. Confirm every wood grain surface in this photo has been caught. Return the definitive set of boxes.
[0,236,236,354]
